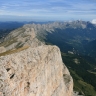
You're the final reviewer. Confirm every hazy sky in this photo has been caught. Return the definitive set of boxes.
[0,0,96,21]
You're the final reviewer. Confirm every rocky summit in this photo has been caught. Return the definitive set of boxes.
[0,24,74,96]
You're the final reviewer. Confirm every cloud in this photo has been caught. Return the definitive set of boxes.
[0,0,96,21]
[91,19,96,24]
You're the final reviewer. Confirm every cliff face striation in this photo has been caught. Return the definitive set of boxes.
[0,25,73,96]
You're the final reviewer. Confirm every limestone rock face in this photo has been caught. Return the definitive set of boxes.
[1,27,43,52]
[0,24,74,96]
[0,45,73,96]
[0,47,6,53]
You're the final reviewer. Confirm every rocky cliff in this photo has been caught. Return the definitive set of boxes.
[0,25,73,96]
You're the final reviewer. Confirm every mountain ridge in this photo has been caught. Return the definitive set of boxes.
[0,24,75,96]
[0,21,96,95]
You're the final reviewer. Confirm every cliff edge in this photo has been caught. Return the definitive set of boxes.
[0,25,73,96]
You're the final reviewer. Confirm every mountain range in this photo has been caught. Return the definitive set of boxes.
[0,20,96,96]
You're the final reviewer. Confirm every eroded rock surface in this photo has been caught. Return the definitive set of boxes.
[0,24,74,96]
[0,47,6,53]
[0,45,73,96]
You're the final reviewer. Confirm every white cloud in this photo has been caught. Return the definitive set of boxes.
[0,0,96,21]
[91,19,96,24]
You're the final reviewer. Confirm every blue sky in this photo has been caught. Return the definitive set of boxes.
[0,0,96,21]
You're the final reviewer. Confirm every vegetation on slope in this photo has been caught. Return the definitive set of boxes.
[0,46,29,56]
[61,53,96,96]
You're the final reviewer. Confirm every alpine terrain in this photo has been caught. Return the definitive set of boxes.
[0,20,96,96]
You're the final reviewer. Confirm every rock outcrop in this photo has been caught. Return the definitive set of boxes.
[0,25,73,96]
[0,27,43,52]
[0,47,6,53]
